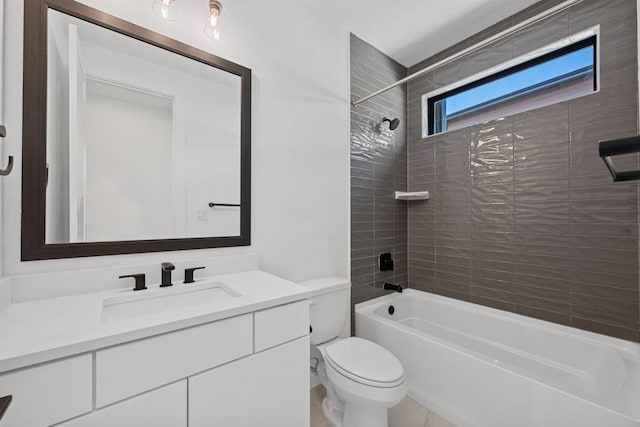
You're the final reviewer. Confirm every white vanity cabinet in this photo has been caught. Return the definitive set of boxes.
[0,300,309,427]
[0,356,92,427]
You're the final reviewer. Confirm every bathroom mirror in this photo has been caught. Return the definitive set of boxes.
[22,0,251,260]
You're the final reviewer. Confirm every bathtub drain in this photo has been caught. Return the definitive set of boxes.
[388,305,395,315]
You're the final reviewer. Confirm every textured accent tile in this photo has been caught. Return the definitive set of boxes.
[514,293,570,315]
[572,294,639,329]
[405,1,640,342]
[513,10,569,57]
[571,317,640,342]
[472,295,515,312]
[514,261,571,281]
[350,34,407,321]
[569,0,636,33]
[515,273,569,292]
[572,281,638,304]
[515,305,571,326]
[472,285,514,303]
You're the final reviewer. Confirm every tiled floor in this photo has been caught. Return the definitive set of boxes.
[310,385,457,427]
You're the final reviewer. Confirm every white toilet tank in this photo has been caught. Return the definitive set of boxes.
[298,277,350,345]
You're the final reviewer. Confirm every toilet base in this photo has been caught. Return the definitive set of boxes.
[322,396,344,427]
[342,402,388,427]
[323,397,388,427]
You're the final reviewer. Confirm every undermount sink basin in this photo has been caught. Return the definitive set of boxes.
[101,282,241,322]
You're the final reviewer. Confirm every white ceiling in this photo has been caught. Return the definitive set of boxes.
[317,0,541,67]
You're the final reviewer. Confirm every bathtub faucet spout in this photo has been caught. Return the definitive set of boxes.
[384,283,403,293]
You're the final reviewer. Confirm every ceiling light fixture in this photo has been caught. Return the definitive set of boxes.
[152,0,178,21]
[204,0,223,40]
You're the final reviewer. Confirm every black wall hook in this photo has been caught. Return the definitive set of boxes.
[599,136,640,182]
[0,125,12,176]
[0,156,13,177]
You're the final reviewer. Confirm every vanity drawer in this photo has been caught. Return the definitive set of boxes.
[254,300,309,352]
[58,381,186,427]
[95,314,252,407]
[0,355,92,427]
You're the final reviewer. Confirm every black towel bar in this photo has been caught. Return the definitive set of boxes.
[599,136,640,182]
[208,202,241,208]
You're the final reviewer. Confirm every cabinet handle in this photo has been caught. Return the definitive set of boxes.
[0,395,13,421]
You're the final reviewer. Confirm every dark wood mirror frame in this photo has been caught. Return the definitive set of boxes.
[22,0,251,261]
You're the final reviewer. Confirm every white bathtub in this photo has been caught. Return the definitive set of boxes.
[355,289,640,427]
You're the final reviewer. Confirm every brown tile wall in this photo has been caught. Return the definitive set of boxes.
[350,34,408,332]
[406,0,640,341]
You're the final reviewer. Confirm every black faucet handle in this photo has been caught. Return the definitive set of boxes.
[119,274,147,291]
[184,266,206,284]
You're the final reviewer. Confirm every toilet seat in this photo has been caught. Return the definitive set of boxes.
[324,337,405,388]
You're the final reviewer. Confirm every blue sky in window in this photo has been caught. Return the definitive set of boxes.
[443,46,594,115]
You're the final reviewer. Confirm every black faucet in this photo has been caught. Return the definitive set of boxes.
[160,262,175,287]
[384,283,403,293]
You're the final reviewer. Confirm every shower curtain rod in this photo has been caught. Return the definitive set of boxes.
[351,0,583,107]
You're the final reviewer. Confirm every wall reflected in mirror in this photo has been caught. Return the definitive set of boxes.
[46,9,242,244]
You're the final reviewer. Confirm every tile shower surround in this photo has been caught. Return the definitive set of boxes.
[350,34,408,329]
[406,0,640,341]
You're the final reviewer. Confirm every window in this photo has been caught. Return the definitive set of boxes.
[424,34,597,136]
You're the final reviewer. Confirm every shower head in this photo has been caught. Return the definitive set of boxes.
[381,117,400,131]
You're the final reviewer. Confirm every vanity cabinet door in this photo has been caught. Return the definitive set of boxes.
[0,355,92,427]
[189,336,309,427]
[95,313,252,407]
[57,381,186,427]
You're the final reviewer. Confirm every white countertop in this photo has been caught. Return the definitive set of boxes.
[0,270,313,374]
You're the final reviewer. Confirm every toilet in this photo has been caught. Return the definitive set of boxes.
[300,278,407,427]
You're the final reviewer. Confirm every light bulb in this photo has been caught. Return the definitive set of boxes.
[152,0,178,21]
[205,0,223,40]
[209,13,219,28]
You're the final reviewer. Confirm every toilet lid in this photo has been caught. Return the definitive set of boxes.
[325,337,404,387]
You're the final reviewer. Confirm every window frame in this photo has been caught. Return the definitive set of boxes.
[423,27,600,137]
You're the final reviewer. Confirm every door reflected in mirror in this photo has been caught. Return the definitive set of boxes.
[46,9,242,244]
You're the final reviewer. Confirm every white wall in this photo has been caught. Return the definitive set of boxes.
[2,0,350,283]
